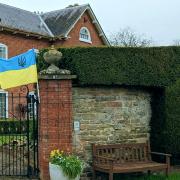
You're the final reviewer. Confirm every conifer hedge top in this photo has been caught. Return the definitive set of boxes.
[38,46,180,87]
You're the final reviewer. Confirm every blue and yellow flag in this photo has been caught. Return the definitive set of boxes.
[0,49,37,89]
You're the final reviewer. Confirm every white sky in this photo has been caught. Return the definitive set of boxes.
[0,0,180,45]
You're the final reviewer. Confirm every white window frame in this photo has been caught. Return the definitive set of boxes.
[0,90,8,119]
[79,27,92,43]
[0,43,8,59]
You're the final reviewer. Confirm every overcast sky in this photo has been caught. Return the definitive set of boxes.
[0,0,180,46]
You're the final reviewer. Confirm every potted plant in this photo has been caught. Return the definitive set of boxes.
[49,149,83,180]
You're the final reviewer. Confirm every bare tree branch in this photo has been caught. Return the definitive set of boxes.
[109,27,152,47]
[173,39,180,46]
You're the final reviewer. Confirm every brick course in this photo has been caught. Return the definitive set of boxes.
[0,11,105,58]
[54,11,104,47]
[38,79,73,180]
[0,32,50,58]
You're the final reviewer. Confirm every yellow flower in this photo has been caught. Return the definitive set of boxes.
[50,149,63,158]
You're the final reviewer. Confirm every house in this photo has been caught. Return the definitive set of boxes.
[0,3,109,58]
[0,3,110,119]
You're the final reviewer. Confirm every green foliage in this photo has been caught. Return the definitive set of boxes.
[50,149,83,179]
[38,46,180,156]
[150,88,166,152]
[150,79,180,157]
[37,48,49,72]
[0,119,33,134]
[164,79,180,154]
[38,46,179,86]
[0,135,22,146]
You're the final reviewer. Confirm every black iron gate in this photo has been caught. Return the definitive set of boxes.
[0,88,39,177]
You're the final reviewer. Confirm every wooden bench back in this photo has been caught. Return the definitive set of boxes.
[93,142,151,164]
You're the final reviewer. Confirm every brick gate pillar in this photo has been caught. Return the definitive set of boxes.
[38,73,76,180]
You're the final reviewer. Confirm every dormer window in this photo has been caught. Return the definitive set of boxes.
[0,43,8,59]
[79,27,92,43]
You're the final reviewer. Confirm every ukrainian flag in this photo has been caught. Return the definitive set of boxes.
[0,49,38,89]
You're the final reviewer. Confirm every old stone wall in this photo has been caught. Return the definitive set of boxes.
[72,87,151,172]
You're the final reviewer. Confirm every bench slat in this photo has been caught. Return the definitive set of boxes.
[93,141,171,178]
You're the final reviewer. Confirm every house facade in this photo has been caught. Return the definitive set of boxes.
[0,3,109,119]
[0,3,109,58]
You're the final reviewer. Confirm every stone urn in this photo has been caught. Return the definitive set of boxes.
[41,46,70,75]
[43,46,62,65]
[43,46,62,73]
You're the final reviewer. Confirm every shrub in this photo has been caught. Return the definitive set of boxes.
[38,47,179,87]
[0,119,34,135]
[164,79,180,154]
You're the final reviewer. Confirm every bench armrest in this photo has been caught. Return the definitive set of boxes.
[150,151,171,172]
[150,152,172,157]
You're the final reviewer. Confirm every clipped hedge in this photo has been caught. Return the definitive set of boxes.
[0,119,34,135]
[164,79,180,153]
[38,46,179,87]
[38,46,180,157]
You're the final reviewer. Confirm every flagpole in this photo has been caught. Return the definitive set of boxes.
[34,49,40,103]
[36,81,40,103]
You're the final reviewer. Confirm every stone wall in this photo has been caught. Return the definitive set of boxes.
[72,87,151,173]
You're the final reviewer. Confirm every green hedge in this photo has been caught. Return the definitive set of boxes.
[38,46,180,156]
[38,47,179,86]
[0,119,34,135]
[164,79,180,153]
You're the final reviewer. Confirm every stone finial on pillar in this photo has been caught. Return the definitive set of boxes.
[40,45,71,75]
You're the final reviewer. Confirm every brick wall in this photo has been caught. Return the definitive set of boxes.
[54,11,104,47]
[0,10,105,59]
[38,79,73,180]
[0,32,50,58]
[72,87,151,178]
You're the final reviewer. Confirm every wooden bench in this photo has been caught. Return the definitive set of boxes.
[92,142,171,180]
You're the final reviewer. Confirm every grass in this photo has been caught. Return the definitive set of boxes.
[0,135,26,146]
[113,172,180,180]
[96,172,180,180]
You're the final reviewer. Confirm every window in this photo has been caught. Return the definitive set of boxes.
[0,91,8,119]
[0,43,8,59]
[79,27,92,43]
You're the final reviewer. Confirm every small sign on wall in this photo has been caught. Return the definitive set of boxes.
[74,121,80,131]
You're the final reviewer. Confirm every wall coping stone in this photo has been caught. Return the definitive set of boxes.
[38,74,77,80]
